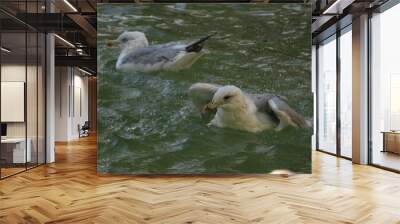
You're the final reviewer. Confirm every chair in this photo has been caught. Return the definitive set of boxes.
[79,121,90,138]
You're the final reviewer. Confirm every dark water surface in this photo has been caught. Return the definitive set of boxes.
[97,4,312,174]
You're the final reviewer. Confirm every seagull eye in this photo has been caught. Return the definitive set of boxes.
[224,95,232,100]
[121,38,128,43]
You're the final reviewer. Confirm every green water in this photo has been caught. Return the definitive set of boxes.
[97,3,312,174]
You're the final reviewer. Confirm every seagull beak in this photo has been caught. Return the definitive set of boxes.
[201,105,210,115]
[201,102,217,119]
[107,39,117,48]
[202,102,217,113]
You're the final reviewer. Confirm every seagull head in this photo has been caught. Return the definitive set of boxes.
[203,85,245,113]
[107,31,149,50]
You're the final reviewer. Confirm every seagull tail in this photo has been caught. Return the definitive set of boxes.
[185,32,217,53]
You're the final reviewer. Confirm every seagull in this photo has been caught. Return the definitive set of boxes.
[107,31,215,72]
[189,83,311,133]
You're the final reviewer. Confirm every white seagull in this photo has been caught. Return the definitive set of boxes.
[108,31,215,72]
[189,83,311,133]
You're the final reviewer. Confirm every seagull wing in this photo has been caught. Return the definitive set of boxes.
[118,34,215,72]
[188,83,221,118]
[185,33,217,53]
[119,43,185,69]
[249,93,310,130]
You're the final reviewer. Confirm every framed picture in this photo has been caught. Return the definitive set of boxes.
[97,3,312,174]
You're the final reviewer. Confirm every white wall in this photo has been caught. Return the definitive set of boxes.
[55,67,70,141]
[1,63,46,164]
[1,65,26,81]
[55,67,89,141]
[72,73,89,138]
[1,65,26,139]
[1,65,40,138]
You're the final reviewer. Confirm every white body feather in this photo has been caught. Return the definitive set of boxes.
[113,32,205,72]
[189,83,310,133]
[210,95,276,133]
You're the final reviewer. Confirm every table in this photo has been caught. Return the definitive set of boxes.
[382,131,400,154]
[1,138,31,163]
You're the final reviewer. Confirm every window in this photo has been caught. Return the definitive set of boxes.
[370,3,400,171]
[339,26,352,158]
[0,2,47,179]
[317,35,337,154]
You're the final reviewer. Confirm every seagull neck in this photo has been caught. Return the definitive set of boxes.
[243,96,255,111]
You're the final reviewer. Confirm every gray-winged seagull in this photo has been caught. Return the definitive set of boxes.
[108,31,215,72]
[189,83,311,133]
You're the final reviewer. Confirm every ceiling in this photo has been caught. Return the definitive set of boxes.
[0,0,97,74]
[311,0,391,43]
[2,0,392,73]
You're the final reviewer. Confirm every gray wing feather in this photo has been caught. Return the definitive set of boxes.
[249,94,310,129]
[189,83,221,118]
[120,43,185,66]
[268,96,310,129]
[248,93,276,114]
[189,83,220,109]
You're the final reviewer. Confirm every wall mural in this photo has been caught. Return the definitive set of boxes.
[97,3,312,174]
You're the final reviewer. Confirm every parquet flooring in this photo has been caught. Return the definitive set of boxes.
[1,167,26,178]
[1,135,400,224]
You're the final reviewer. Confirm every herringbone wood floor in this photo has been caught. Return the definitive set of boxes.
[1,135,400,224]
